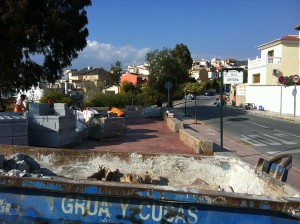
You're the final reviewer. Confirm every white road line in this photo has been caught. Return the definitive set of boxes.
[274,129,300,138]
[241,135,267,146]
[267,149,300,155]
[266,151,281,155]
[264,134,297,145]
[249,134,281,146]
[244,120,269,129]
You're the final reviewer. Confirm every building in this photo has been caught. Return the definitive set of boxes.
[73,67,114,92]
[248,35,300,85]
[126,63,150,75]
[120,73,147,86]
[295,25,300,75]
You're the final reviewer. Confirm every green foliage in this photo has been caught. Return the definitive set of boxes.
[120,81,136,94]
[82,81,102,104]
[182,82,204,95]
[109,61,122,85]
[0,0,91,95]
[39,91,73,106]
[172,44,193,70]
[283,75,299,86]
[243,70,248,83]
[146,44,193,95]
[211,79,220,92]
[205,81,212,90]
[84,87,156,109]
[85,93,131,108]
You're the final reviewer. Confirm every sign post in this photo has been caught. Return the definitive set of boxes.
[220,68,244,151]
[278,76,285,116]
[292,75,299,118]
[164,81,173,112]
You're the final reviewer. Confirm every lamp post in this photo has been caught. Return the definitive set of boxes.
[184,92,187,116]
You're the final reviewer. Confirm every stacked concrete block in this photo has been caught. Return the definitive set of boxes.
[28,103,76,148]
[88,117,125,141]
[28,103,53,117]
[142,108,162,118]
[0,113,28,146]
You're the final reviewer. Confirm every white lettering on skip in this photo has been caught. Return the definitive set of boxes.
[61,196,198,223]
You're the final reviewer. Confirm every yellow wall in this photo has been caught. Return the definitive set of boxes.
[199,68,208,82]
[281,43,299,75]
[265,43,299,84]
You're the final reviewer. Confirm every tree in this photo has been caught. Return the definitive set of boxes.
[146,44,193,98]
[0,0,91,95]
[182,82,203,124]
[211,79,220,93]
[243,70,248,83]
[121,81,139,106]
[172,43,193,70]
[109,61,123,86]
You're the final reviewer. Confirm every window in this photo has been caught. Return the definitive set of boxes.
[253,74,260,84]
[267,50,274,57]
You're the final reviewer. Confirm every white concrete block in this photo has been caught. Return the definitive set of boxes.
[54,103,67,110]
[28,103,50,117]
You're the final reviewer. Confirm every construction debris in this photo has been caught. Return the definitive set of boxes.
[0,153,56,178]
[88,165,152,184]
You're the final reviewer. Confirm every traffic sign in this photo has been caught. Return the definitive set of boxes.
[278,76,285,84]
[223,70,243,84]
[292,74,299,84]
[164,81,173,90]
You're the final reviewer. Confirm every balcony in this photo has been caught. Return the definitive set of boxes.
[248,57,281,69]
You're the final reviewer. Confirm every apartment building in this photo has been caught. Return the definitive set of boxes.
[248,35,300,85]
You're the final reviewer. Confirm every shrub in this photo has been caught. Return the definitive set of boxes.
[39,91,73,106]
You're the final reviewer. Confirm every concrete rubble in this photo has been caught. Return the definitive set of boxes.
[0,153,56,178]
[88,165,153,184]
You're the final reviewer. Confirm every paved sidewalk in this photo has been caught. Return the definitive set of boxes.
[169,105,300,190]
[71,110,197,155]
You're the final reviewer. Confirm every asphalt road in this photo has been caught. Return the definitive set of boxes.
[175,96,300,170]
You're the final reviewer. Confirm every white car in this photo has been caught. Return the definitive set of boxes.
[184,94,194,100]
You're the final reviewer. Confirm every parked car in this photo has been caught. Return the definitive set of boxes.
[204,91,215,96]
[184,94,194,100]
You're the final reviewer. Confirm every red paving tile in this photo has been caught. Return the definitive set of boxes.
[71,111,197,155]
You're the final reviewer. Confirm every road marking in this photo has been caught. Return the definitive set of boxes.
[267,149,300,155]
[264,134,297,145]
[240,133,299,147]
[244,120,269,129]
[252,135,282,145]
[241,135,267,146]
[274,129,300,138]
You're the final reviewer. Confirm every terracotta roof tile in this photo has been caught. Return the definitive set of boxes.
[281,35,299,41]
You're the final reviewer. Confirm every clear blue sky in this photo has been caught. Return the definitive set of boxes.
[70,0,300,70]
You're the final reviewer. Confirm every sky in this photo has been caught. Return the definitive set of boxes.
[70,0,300,70]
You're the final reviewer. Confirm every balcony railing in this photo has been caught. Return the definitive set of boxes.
[248,57,281,69]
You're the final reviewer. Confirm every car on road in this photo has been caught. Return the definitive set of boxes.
[184,94,194,100]
[204,91,215,96]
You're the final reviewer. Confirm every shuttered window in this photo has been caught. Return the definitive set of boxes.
[253,74,260,83]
